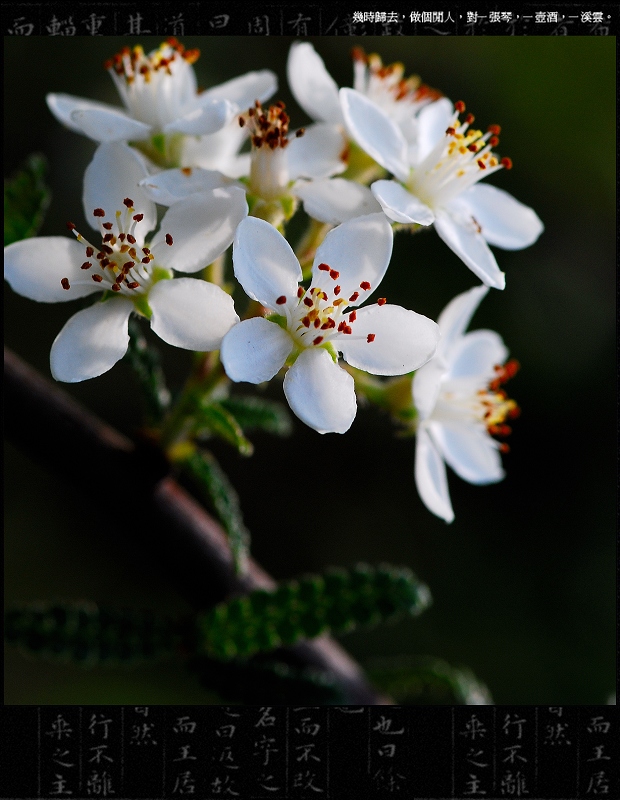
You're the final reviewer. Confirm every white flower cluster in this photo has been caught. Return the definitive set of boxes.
[4,40,543,522]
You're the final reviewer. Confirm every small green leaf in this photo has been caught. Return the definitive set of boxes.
[4,153,51,246]
[220,395,292,437]
[124,317,171,423]
[195,402,254,456]
[194,563,431,661]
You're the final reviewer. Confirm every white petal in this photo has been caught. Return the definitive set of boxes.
[50,299,133,382]
[430,422,505,485]
[46,93,125,135]
[434,209,506,290]
[283,348,356,434]
[287,43,343,124]
[447,330,508,381]
[83,143,156,237]
[181,121,249,176]
[461,184,544,250]
[415,425,454,523]
[412,358,446,421]
[312,213,392,302]
[232,216,302,309]
[415,98,454,164]
[221,317,292,383]
[287,123,347,180]
[150,187,248,274]
[437,285,489,353]
[339,88,409,182]
[200,70,278,109]
[4,238,101,303]
[294,178,382,224]
[338,304,439,376]
[371,180,435,225]
[149,278,239,351]
[70,107,152,143]
[163,100,236,136]
[139,168,236,206]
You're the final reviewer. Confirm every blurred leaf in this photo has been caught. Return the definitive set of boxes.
[194,564,431,660]
[124,316,171,424]
[4,602,181,667]
[220,395,293,437]
[195,401,254,456]
[365,655,492,705]
[4,153,51,246]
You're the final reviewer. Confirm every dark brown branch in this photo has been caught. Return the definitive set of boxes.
[4,347,391,704]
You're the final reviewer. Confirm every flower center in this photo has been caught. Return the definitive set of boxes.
[61,198,173,300]
[352,48,441,112]
[408,101,512,209]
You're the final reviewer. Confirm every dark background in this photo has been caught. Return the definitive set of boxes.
[4,36,615,704]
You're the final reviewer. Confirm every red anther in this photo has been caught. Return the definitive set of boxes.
[343,325,352,335]
[85,246,94,257]
[334,285,341,296]
[127,234,136,244]
[338,321,346,332]
[123,198,134,208]
[142,256,150,264]
[118,233,126,242]
[238,117,245,127]
[349,291,360,302]
[142,247,150,254]
[276,295,286,305]
[504,359,520,377]
[467,143,478,152]
[295,128,305,138]
[489,136,500,148]
[377,297,387,306]
[115,273,124,284]
[111,284,121,292]
[133,213,144,222]
[303,297,313,307]
[313,336,323,345]
[165,233,173,246]
[61,278,70,290]
[318,263,330,271]
[455,100,466,113]
[314,318,321,328]
[329,269,340,280]
[445,127,456,136]
[487,124,501,135]
[93,208,105,217]
[96,251,105,260]
[499,443,510,454]
[101,245,114,254]
[367,334,376,343]
[477,159,487,169]
[302,316,311,328]
[360,281,371,291]
[123,261,135,272]
[252,135,262,148]
[351,46,368,63]
[508,406,521,419]
[127,281,140,289]
[500,157,513,170]
[103,233,113,242]
[92,274,103,283]
[102,222,113,230]
[81,261,92,270]
[297,287,304,298]
[349,311,357,322]
[465,113,475,124]
[66,222,76,231]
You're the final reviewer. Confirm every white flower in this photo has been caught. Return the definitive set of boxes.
[46,38,277,160]
[220,214,439,434]
[4,143,247,382]
[341,92,544,289]
[413,285,520,523]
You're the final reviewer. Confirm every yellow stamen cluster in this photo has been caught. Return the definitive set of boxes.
[352,47,442,105]
[105,38,199,84]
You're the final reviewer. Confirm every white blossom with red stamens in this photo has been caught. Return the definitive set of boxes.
[220,214,439,434]
[413,285,520,523]
[4,143,247,382]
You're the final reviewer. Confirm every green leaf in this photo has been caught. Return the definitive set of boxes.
[194,563,431,661]
[124,317,171,424]
[364,655,493,705]
[195,402,254,456]
[4,602,181,667]
[220,395,292,437]
[4,153,51,246]
[180,449,250,573]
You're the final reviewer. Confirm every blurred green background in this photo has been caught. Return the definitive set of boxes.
[4,36,615,704]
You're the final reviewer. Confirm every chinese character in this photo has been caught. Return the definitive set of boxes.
[81,13,105,35]
[587,716,611,734]
[464,773,487,796]
[467,12,478,24]
[581,11,593,22]
[502,744,527,765]
[167,13,185,36]
[500,770,529,796]
[248,15,270,34]
[296,742,321,763]
[173,716,197,735]
[489,11,501,23]
[208,14,230,30]
[172,770,196,795]
[130,722,157,745]
[217,745,239,769]
[216,724,236,739]
[46,715,73,741]
[585,770,610,795]
[535,12,547,23]
[292,770,324,792]
[502,713,526,739]
[377,743,396,757]
[88,714,112,740]
[592,12,604,23]
[86,770,115,797]
[254,735,279,766]
[209,774,240,796]
[544,723,571,745]
[7,17,34,35]
[295,717,321,736]
[460,715,487,741]
[52,749,75,769]
[372,765,407,791]
[126,13,151,35]
[46,16,76,35]
[88,745,113,765]
[467,748,489,769]
[352,12,364,23]
[255,708,276,727]
[173,744,197,762]
[373,715,404,735]
[587,745,611,762]
[49,774,73,796]
[287,12,312,35]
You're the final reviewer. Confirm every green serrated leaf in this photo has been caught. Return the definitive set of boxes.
[195,402,254,456]
[194,564,431,661]
[124,316,171,423]
[4,602,181,667]
[4,153,51,246]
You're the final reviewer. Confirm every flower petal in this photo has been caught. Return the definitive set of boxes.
[83,143,156,237]
[371,180,435,225]
[294,178,382,224]
[232,216,302,309]
[447,329,508,381]
[4,237,101,303]
[70,107,152,143]
[50,298,133,382]
[287,123,347,180]
[182,122,249,177]
[461,183,544,250]
[287,42,343,124]
[46,93,125,135]
[148,278,239,351]
[412,358,446,421]
[221,317,292,383]
[430,421,505,485]
[415,98,454,164]
[150,187,248,274]
[283,348,356,434]
[434,208,506,290]
[139,168,236,206]
[339,88,409,182]
[163,99,236,136]
[200,70,278,109]
[436,285,489,354]
[312,213,392,303]
[338,304,439,376]
[415,425,454,523]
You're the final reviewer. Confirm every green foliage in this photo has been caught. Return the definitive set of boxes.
[125,317,171,423]
[194,564,431,661]
[4,603,181,667]
[365,655,493,705]
[220,395,292,437]
[4,153,51,246]
[181,449,250,573]
[195,401,254,456]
